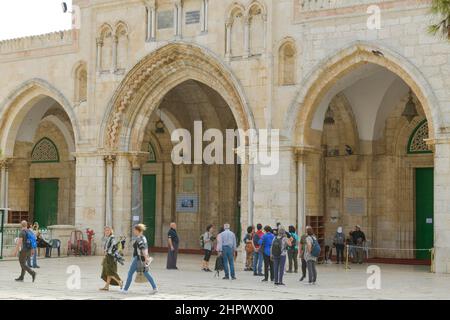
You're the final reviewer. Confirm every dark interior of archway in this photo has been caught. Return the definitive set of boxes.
[141,80,242,249]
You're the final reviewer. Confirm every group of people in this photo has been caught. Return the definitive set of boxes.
[99,222,180,293]
[13,220,54,282]
[243,224,319,285]
[200,223,321,285]
[13,217,366,293]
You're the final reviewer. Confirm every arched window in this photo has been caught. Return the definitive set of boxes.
[279,41,296,86]
[407,120,432,154]
[148,143,157,163]
[115,22,129,71]
[229,7,244,57]
[248,3,265,56]
[74,62,87,103]
[98,24,113,72]
[31,138,60,163]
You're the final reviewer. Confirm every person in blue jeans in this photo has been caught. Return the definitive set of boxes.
[271,227,291,285]
[121,224,158,294]
[217,223,237,280]
[259,226,275,282]
[252,223,264,276]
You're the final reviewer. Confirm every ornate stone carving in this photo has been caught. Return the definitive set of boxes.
[408,120,431,154]
[31,138,59,163]
[104,43,249,151]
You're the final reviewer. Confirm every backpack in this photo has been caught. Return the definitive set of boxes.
[25,230,37,250]
[271,237,282,257]
[310,236,321,258]
[252,233,260,247]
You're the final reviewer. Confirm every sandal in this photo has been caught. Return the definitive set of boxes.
[99,287,109,291]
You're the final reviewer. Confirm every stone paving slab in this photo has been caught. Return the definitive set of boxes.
[0,253,449,300]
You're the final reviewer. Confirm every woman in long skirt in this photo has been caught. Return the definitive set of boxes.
[121,224,158,294]
[100,226,123,291]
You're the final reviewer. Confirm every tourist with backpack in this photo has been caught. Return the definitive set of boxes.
[13,221,37,282]
[252,223,264,276]
[259,225,275,282]
[271,226,291,285]
[305,226,320,285]
[26,223,39,269]
[201,224,215,272]
[243,226,254,271]
[287,225,299,273]
[333,226,345,264]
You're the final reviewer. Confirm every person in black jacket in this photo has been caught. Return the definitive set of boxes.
[351,225,366,264]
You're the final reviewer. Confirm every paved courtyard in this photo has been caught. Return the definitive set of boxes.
[0,253,449,300]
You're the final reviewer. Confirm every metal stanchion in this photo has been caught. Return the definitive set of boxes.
[345,244,350,270]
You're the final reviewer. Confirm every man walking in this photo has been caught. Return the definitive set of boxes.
[217,223,237,280]
[167,222,179,270]
[252,223,264,276]
[13,220,36,282]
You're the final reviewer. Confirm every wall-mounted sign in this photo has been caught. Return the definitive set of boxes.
[176,194,199,213]
[345,198,365,215]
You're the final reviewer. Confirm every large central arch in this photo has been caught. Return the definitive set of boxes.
[100,42,256,151]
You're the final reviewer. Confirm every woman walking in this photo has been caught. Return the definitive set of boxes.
[201,224,215,272]
[122,224,158,294]
[100,226,123,291]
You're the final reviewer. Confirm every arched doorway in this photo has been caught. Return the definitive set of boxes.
[0,81,77,228]
[287,44,440,262]
[100,43,255,249]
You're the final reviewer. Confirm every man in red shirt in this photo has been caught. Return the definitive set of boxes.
[252,224,264,276]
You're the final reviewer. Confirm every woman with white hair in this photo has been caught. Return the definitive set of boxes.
[333,226,345,264]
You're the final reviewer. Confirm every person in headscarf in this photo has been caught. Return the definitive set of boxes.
[100,226,123,291]
[333,226,345,264]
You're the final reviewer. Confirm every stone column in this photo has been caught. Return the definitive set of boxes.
[295,148,310,231]
[104,155,116,228]
[243,16,251,58]
[0,159,10,222]
[145,1,157,41]
[432,139,450,273]
[112,35,118,72]
[225,19,232,61]
[201,0,208,33]
[96,38,103,72]
[174,0,183,38]
[130,154,143,226]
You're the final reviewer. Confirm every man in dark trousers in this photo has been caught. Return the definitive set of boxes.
[13,220,36,282]
[167,222,179,270]
[352,225,366,264]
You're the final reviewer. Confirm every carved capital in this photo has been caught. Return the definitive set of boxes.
[128,153,145,169]
[104,154,116,165]
[0,158,12,170]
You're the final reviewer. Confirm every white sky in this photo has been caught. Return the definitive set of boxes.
[0,0,72,41]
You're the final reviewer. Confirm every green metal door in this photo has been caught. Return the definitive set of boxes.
[142,175,156,247]
[34,179,58,228]
[415,168,434,260]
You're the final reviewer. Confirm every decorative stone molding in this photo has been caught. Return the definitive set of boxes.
[102,42,255,152]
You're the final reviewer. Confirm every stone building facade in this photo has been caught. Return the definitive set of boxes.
[1,0,450,271]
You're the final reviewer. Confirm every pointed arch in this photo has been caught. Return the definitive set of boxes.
[0,78,80,157]
[278,38,297,86]
[73,61,88,103]
[285,41,442,147]
[99,42,255,152]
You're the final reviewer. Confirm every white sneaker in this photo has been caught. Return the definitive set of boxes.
[120,289,128,294]
[150,288,158,295]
